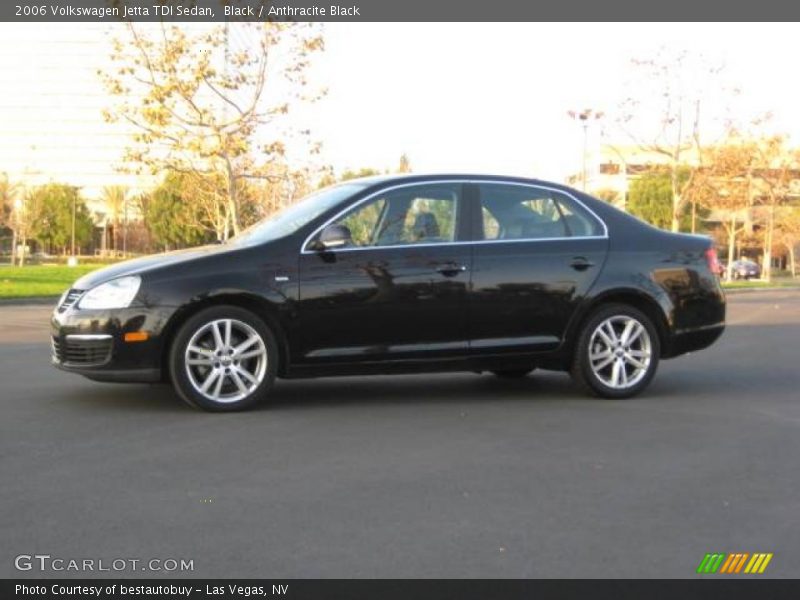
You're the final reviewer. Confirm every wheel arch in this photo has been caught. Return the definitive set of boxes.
[564,288,673,362]
[159,293,290,382]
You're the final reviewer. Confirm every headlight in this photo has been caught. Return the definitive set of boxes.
[78,276,141,310]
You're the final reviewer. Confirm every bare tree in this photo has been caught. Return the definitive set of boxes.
[751,136,798,282]
[775,208,800,278]
[397,154,412,173]
[692,136,756,281]
[100,22,324,240]
[615,49,731,232]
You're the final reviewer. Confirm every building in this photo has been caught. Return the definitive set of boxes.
[566,144,703,211]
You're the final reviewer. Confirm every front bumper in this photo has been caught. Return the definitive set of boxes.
[51,303,176,383]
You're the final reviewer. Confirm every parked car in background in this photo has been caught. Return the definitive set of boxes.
[51,174,726,411]
[730,259,761,280]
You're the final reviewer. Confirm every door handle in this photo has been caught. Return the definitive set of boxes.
[435,263,468,277]
[569,257,595,271]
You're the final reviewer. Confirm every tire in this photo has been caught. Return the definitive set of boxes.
[491,368,535,379]
[168,305,278,411]
[570,303,660,399]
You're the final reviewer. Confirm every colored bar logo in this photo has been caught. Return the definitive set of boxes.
[697,553,773,574]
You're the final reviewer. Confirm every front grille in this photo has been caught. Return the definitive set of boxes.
[52,335,113,366]
[57,289,84,313]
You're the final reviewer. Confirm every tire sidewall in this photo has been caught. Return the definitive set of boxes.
[169,305,277,411]
[576,304,661,399]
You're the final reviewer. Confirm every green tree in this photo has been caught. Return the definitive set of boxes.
[317,166,381,190]
[340,167,382,182]
[0,173,14,229]
[139,173,215,250]
[27,184,94,255]
[627,168,703,231]
[101,22,324,240]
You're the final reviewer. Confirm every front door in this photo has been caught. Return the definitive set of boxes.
[468,182,609,354]
[296,182,471,365]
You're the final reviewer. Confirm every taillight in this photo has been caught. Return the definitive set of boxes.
[705,247,720,273]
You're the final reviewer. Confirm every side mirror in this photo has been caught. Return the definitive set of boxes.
[314,224,352,250]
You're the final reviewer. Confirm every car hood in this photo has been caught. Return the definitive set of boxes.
[73,244,237,290]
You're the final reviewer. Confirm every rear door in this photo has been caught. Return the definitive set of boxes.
[468,182,609,354]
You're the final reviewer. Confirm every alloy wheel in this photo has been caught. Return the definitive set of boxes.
[588,315,652,390]
[184,318,268,403]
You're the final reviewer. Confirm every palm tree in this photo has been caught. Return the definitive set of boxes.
[1,173,20,265]
[101,185,128,255]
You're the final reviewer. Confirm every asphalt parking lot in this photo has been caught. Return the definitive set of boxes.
[1,290,799,579]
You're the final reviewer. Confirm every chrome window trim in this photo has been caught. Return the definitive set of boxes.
[300,179,609,255]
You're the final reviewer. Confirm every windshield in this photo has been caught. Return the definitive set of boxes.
[228,183,365,247]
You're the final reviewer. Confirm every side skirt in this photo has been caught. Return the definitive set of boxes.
[283,353,559,379]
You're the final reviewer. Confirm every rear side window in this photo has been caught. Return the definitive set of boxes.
[556,196,603,237]
[478,184,603,240]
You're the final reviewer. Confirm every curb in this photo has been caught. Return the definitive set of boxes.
[722,286,800,294]
[0,296,59,307]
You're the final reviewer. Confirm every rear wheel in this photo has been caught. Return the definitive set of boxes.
[571,304,660,399]
[491,368,535,379]
[169,305,277,411]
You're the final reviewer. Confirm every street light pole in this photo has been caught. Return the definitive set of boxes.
[71,192,76,257]
[12,197,22,266]
[568,109,604,191]
[123,195,128,257]
[582,120,589,191]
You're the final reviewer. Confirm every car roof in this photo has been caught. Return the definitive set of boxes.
[345,173,580,194]
[336,173,676,242]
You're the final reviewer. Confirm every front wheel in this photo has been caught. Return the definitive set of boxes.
[169,305,278,411]
[571,304,660,399]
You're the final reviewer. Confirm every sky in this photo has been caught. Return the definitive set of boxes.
[1,22,799,204]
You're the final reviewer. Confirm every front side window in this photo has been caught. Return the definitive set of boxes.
[309,183,460,249]
[339,198,386,247]
[478,184,602,240]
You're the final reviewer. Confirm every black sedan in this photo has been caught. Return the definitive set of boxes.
[52,175,725,411]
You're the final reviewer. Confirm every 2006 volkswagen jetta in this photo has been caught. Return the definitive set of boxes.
[52,175,725,411]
